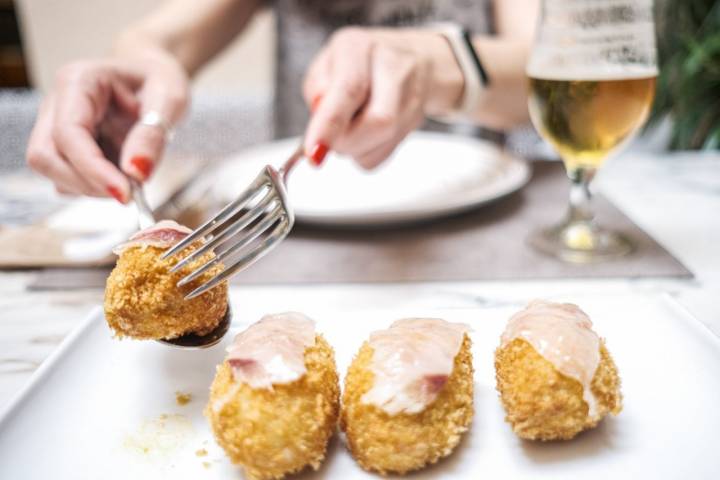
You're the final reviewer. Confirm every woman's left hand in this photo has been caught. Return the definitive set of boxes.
[302,28,464,169]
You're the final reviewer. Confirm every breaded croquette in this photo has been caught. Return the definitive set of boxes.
[104,220,228,340]
[495,300,622,441]
[206,312,339,480]
[341,318,473,475]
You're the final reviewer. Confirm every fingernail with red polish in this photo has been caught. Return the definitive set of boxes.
[309,143,329,166]
[310,95,322,113]
[107,186,125,204]
[130,155,153,179]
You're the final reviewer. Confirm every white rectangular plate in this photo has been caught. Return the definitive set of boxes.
[1,291,719,479]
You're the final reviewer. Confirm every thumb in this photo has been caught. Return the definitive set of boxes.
[120,75,188,182]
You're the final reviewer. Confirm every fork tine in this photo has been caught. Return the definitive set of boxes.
[169,192,277,273]
[177,205,283,287]
[161,172,270,260]
[184,219,290,300]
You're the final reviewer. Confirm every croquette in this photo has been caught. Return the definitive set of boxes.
[206,313,339,480]
[341,318,474,475]
[104,220,228,340]
[495,300,622,441]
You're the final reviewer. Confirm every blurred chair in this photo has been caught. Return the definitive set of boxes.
[0,0,28,87]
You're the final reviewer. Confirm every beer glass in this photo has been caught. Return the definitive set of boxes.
[527,0,658,262]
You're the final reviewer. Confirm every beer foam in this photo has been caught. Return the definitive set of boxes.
[526,64,658,81]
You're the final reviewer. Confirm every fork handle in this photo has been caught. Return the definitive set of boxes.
[129,178,157,230]
[279,142,307,184]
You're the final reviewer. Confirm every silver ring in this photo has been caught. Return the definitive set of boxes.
[138,110,175,141]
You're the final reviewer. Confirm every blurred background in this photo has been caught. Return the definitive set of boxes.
[0,0,715,240]
[5,0,274,94]
[1,0,717,175]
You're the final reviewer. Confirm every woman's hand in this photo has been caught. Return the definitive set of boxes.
[302,28,464,169]
[26,57,189,203]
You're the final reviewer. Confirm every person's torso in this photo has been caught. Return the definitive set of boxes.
[272,0,494,138]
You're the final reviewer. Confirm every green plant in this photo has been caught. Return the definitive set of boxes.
[649,0,720,149]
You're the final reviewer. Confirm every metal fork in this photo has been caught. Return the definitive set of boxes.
[161,142,305,299]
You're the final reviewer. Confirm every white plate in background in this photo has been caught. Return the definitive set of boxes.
[1,291,719,479]
[213,132,531,227]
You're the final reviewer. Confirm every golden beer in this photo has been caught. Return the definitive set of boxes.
[528,75,656,171]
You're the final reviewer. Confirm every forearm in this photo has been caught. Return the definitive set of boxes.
[467,36,533,129]
[429,0,539,129]
[113,0,262,76]
[414,32,533,130]
[467,0,539,129]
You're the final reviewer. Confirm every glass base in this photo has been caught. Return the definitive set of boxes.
[528,220,633,263]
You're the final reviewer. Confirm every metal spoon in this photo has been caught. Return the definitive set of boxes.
[129,180,232,349]
[157,304,232,349]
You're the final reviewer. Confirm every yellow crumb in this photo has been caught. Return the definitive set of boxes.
[122,413,194,458]
[175,391,192,406]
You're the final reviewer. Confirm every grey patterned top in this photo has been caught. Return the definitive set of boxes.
[272,0,494,138]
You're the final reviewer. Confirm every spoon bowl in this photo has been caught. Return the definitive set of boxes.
[156,303,232,349]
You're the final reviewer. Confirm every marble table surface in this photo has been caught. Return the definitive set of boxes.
[1,149,719,411]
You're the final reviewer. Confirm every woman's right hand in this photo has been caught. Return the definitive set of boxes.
[26,57,189,203]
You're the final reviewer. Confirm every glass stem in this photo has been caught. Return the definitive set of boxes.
[567,167,596,224]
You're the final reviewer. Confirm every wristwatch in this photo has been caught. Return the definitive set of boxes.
[429,23,490,121]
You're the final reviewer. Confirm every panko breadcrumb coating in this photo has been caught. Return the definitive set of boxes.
[206,335,339,480]
[495,337,622,440]
[341,335,473,475]
[104,242,227,340]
